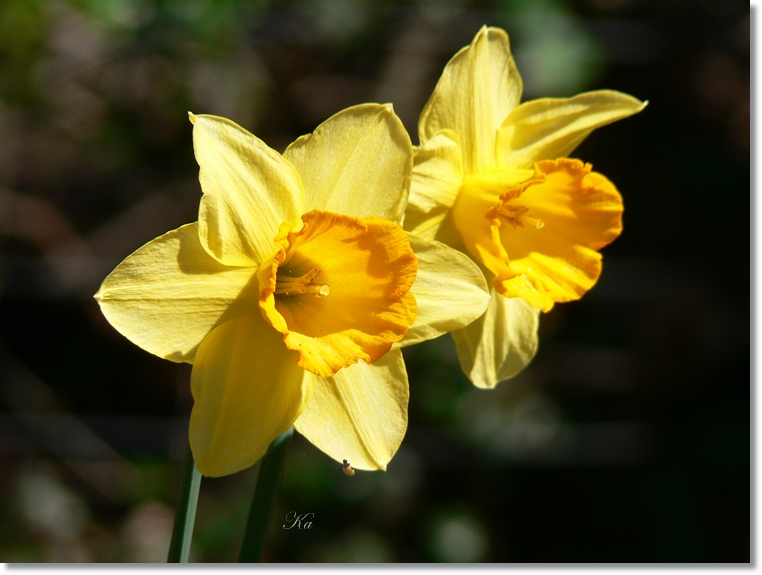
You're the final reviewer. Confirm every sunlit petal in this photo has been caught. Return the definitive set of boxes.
[294,350,408,471]
[284,104,412,224]
[497,90,647,169]
[405,129,464,244]
[418,26,522,175]
[451,289,540,389]
[189,313,312,477]
[95,223,258,363]
[191,114,305,266]
[395,234,490,348]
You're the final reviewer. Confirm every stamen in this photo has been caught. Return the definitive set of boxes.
[496,204,528,228]
[275,268,330,298]
[524,215,546,229]
[493,203,544,229]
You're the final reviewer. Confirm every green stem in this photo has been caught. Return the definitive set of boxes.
[167,442,202,562]
[239,427,294,562]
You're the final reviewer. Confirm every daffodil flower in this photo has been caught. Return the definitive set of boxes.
[405,26,646,389]
[95,104,490,477]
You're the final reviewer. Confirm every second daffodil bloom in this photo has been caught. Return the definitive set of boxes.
[404,26,647,389]
[96,104,490,477]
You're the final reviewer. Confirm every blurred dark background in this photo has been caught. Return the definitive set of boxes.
[0,0,749,563]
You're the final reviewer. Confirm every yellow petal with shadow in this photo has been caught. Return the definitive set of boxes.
[259,210,417,378]
[418,26,522,175]
[451,287,540,389]
[498,90,647,169]
[394,233,490,348]
[405,129,464,246]
[294,349,408,471]
[189,313,312,477]
[284,103,412,225]
[191,114,305,267]
[94,222,259,363]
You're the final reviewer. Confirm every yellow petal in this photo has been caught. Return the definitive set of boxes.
[494,159,623,308]
[294,349,408,471]
[189,313,312,477]
[497,90,647,169]
[395,233,490,348]
[404,129,464,245]
[259,210,417,378]
[94,223,259,363]
[451,288,540,389]
[418,26,522,175]
[283,104,412,225]
[191,113,305,267]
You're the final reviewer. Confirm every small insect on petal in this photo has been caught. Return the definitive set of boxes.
[342,459,355,476]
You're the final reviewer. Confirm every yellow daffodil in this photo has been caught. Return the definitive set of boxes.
[405,26,646,389]
[95,104,490,478]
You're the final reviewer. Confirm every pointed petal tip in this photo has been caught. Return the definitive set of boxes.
[188,111,196,124]
[364,459,388,472]
[627,95,648,113]
[472,25,490,44]
[477,25,508,42]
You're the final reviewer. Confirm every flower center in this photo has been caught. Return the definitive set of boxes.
[274,268,330,298]
[452,158,624,313]
[258,209,417,378]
